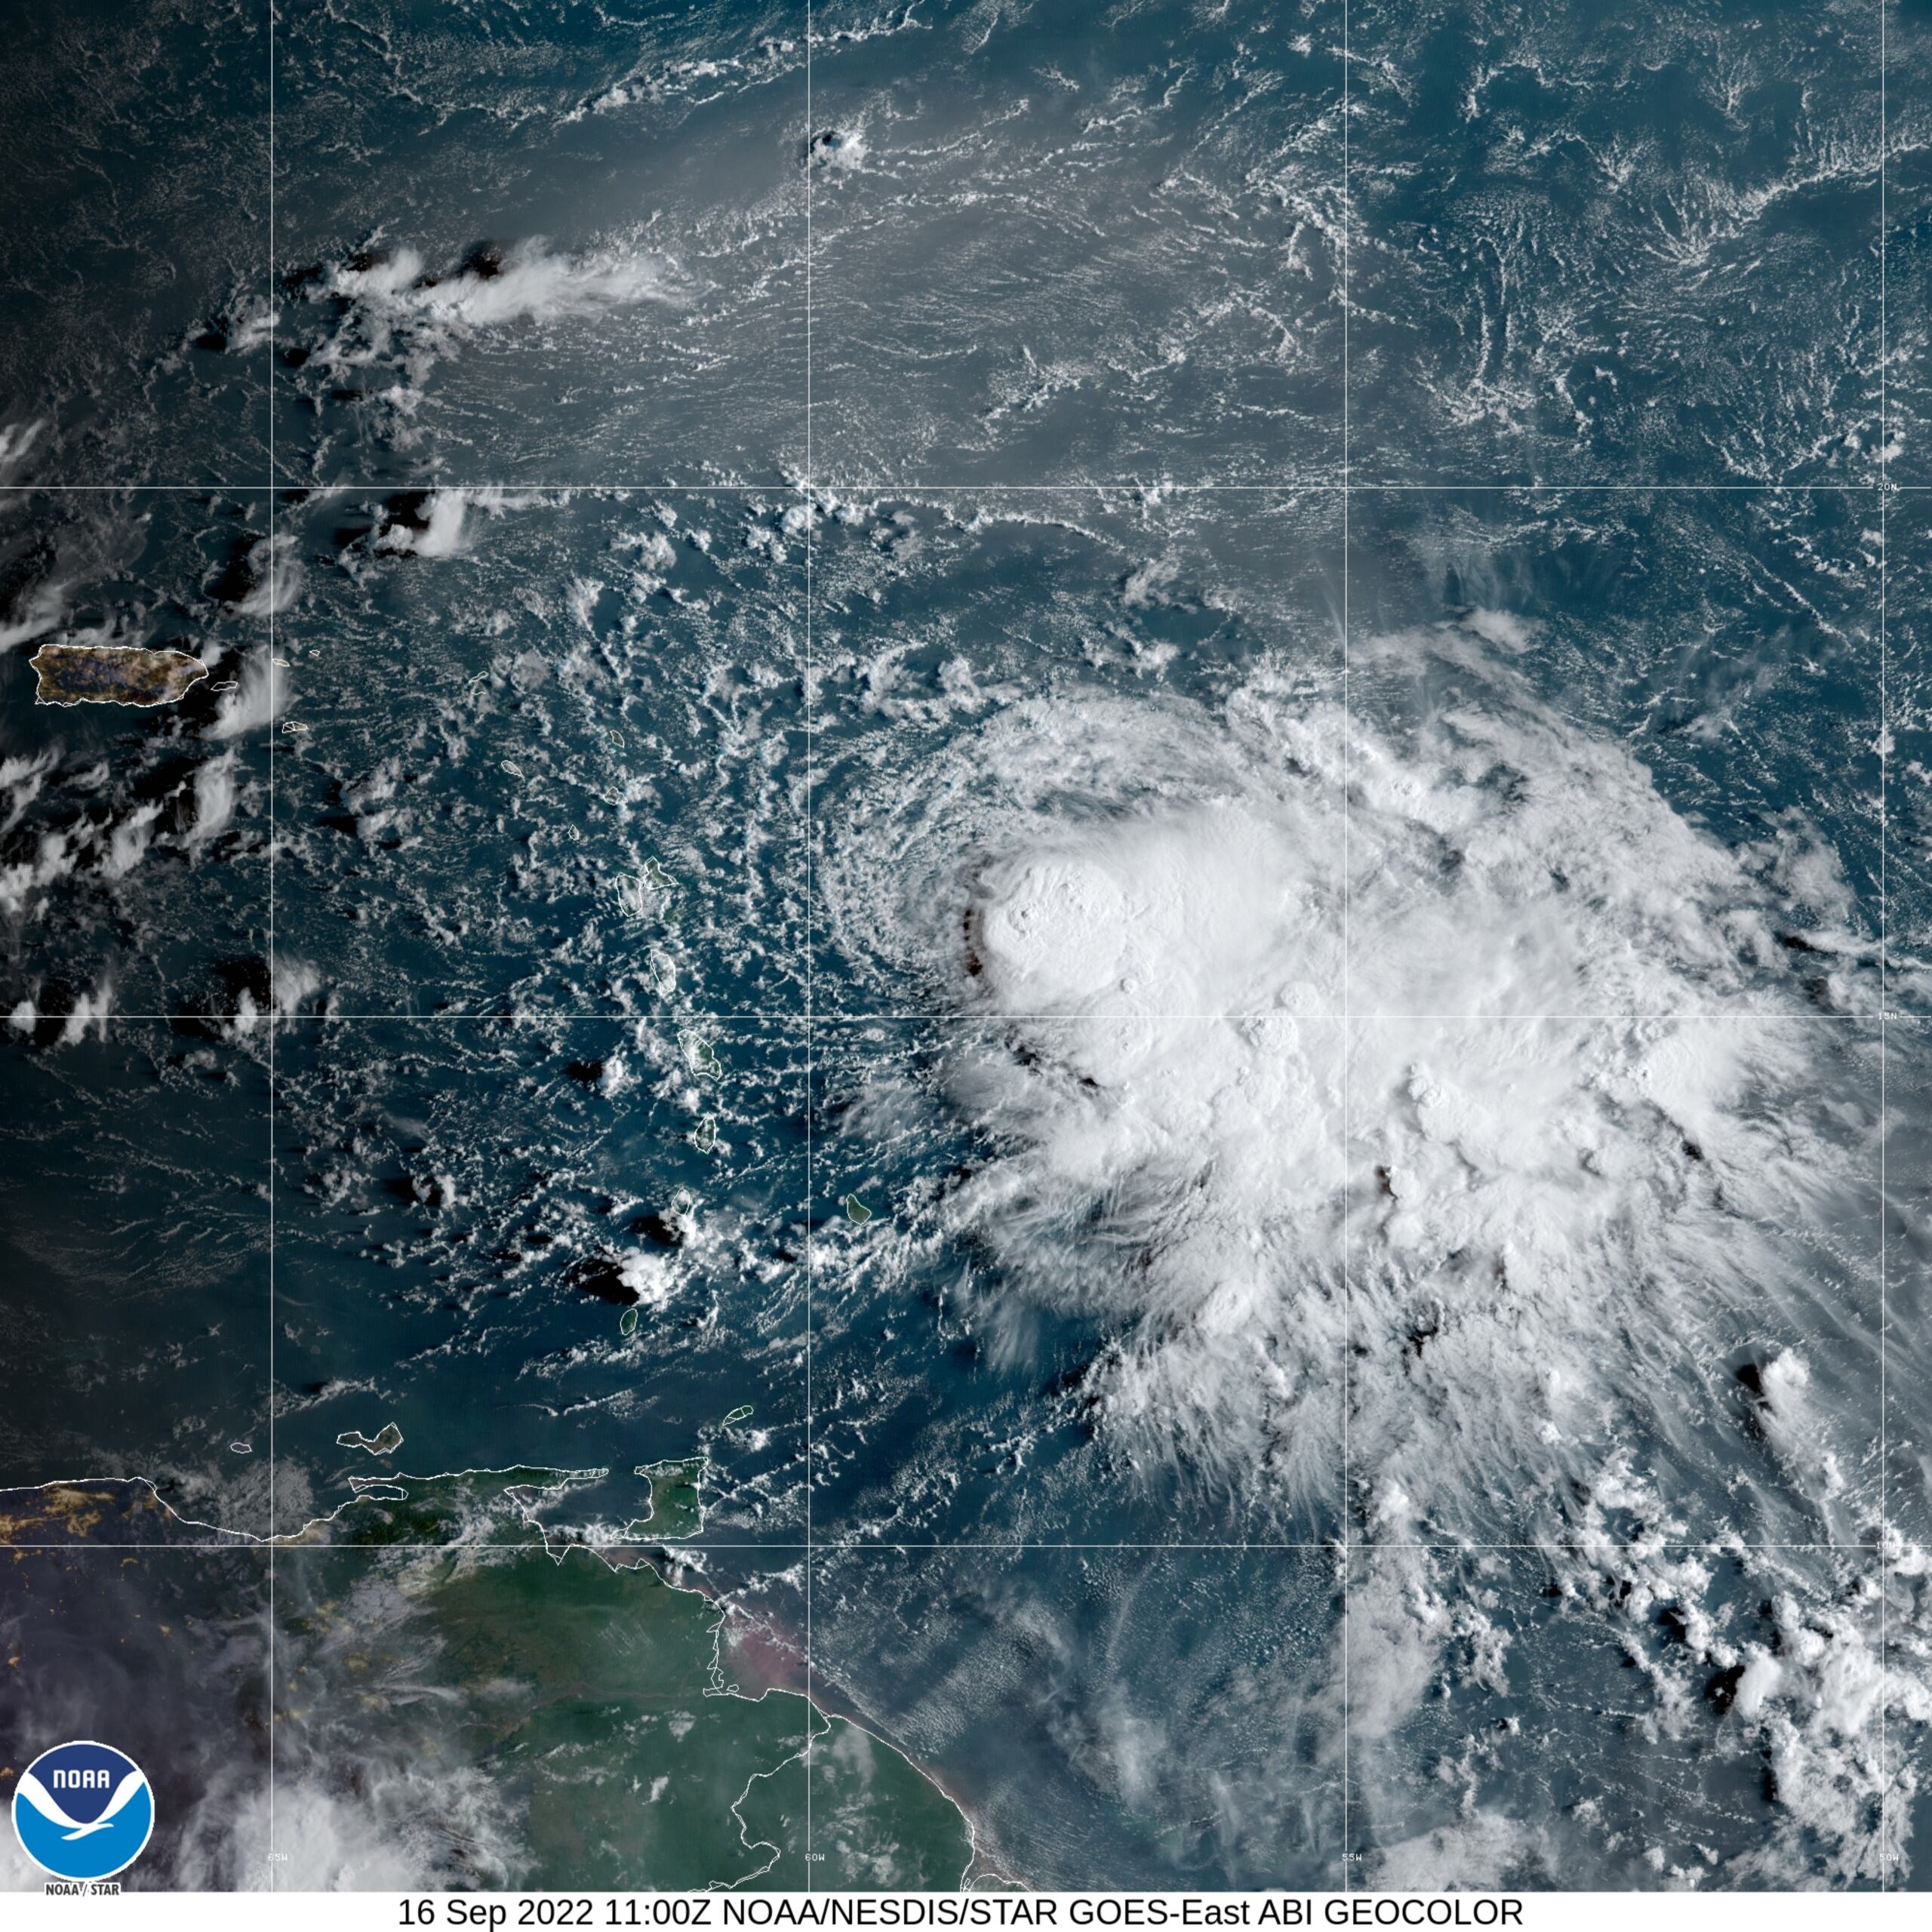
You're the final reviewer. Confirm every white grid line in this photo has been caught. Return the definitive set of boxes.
[807,480,1891,491]
[0,1540,1890,1555]
[265,0,278,1888]
[1878,0,1890,1890]
[1340,0,1353,1893]
[9,480,1918,495]
[86,1010,1903,1024]
[804,0,816,1887]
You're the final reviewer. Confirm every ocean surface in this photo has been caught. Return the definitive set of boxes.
[0,0,1927,1894]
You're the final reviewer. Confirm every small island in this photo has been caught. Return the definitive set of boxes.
[29,641,209,707]
[336,1423,405,1457]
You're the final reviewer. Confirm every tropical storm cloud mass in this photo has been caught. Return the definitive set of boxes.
[0,0,1927,1899]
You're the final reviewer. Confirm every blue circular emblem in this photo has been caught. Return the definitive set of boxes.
[12,1741,154,1881]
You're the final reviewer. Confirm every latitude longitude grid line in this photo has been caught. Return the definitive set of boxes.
[804,0,815,1884]
[85,1010,1914,1023]
[1879,0,1890,1890]
[265,0,278,1890]
[0,1541,1895,1555]
[1340,0,1353,1888]
[15,480,1915,494]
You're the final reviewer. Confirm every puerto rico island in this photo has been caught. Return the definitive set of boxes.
[29,641,209,707]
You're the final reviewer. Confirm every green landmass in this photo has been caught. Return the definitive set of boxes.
[278,1540,973,1889]
[277,1460,974,1888]
[627,1457,707,1540]
[336,1422,405,1456]
[0,1463,977,1889]
[295,1465,585,1548]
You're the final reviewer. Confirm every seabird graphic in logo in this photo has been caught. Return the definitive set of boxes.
[12,1741,154,1881]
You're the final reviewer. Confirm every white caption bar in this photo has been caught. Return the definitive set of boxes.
[2,1894,1915,1930]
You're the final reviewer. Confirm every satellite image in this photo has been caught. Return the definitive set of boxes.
[0,0,1923,1898]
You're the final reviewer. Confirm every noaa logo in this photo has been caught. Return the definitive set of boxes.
[12,1741,154,1881]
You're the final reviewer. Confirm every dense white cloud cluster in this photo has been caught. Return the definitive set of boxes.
[822,620,1909,1881]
